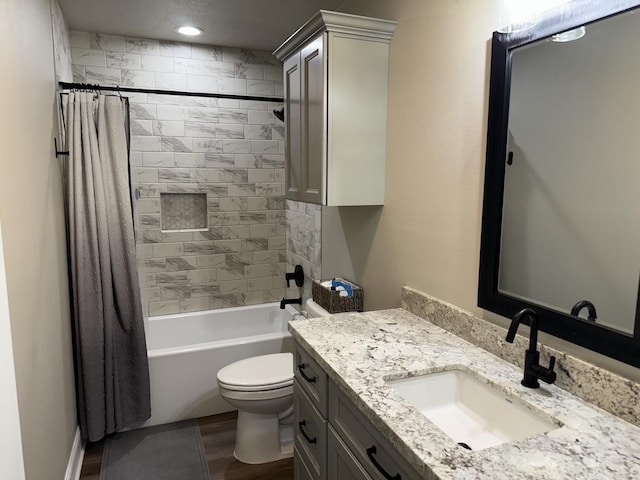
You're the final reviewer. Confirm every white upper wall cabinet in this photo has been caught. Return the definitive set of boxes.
[274,11,396,206]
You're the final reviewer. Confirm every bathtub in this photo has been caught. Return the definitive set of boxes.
[144,302,298,427]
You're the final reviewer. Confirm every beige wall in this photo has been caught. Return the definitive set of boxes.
[0,220,25,480]
[0,0,77,478]
[337,0,640,382]
[337,0,493,313]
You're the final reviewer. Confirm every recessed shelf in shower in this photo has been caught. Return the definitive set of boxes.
[160,192,208,232]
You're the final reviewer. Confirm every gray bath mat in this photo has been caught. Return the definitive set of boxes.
[101,420,210,480]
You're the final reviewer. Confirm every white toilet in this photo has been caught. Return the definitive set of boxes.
[217,299,330,464]
[217,352,295,464]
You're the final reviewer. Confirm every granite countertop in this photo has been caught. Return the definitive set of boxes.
[289,308,640,479]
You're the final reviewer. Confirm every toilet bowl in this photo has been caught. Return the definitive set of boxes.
[217,302,330,464]
[217,352,294,464]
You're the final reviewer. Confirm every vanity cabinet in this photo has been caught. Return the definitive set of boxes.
[274,11,396,206]
[294,344,328,480]
[293,342,422,480]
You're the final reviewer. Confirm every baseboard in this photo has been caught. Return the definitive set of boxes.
[64,427,85,480]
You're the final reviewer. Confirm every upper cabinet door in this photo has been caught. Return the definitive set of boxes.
[300,36,326,205]
[283,53,302,200]
[274,11,396,206]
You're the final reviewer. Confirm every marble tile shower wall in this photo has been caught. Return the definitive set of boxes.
[70,31,286,316]
[69,31,282,97]
[285,200,322,305]
[51,0,72,82]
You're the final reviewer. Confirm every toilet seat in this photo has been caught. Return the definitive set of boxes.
[218,378,293,392]
[218,383,294,401]
[217,353,293,392]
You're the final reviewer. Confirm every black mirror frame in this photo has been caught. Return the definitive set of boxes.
[478,0,640,368]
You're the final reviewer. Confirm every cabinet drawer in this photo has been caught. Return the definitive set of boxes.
[294,380,327,479]
[295,446,316,480]
[328,425,373,480]
[329,381,421,480]
[294,344,328,415]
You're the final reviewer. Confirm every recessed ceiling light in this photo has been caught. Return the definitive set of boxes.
[176,26,204,36]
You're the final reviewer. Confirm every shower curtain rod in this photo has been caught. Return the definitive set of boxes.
[58,82,284,103]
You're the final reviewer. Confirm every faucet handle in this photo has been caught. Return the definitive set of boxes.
[532,355,557,385]
[285,264,304,287]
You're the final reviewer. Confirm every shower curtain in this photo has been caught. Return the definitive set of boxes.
[61,92,150,441]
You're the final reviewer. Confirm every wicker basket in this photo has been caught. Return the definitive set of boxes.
[312,278,363,313]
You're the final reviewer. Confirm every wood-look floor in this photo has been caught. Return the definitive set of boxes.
[79,411,293,480]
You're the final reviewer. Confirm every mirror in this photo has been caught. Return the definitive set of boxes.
[502,9,640,334]
[479,0,640,367]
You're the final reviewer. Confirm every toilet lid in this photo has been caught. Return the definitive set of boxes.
[217,353,293,390]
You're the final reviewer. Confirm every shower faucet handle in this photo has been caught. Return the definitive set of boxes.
[285,265,304,288]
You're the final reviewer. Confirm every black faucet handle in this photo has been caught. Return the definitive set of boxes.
[546,356,558,384]
[530,355,557,385]
[285,264,304,287]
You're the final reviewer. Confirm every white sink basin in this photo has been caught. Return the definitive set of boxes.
[386,368,561,450]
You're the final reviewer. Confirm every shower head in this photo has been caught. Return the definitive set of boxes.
[273,108,285,122]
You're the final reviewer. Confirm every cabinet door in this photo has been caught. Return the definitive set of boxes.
[295,447,316,480]
[283,52,302,200]
[328,426,373,480]
[300,35,326,204]
[294,344,328,416]
[294,380,327,479]
[329,381,421,480]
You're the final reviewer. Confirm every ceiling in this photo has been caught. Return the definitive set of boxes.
[58,0,346,51]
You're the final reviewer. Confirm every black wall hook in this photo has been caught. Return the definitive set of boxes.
[54,138,69,158]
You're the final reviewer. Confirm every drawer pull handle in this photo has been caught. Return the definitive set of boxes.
[366,445,401,480]
[298,420,317,444]
[297,363,317,383]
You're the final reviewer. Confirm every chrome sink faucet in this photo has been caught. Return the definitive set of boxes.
[505,308,557,388]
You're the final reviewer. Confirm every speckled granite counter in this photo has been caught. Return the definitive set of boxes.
[289,309,640,479]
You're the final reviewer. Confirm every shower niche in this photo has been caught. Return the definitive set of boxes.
[160,193,208,232]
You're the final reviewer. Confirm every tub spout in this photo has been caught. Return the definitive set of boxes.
[280,297,302,309]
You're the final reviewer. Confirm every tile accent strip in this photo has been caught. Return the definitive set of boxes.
[401,286,640,426]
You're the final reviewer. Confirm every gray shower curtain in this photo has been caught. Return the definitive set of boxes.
[62,92,150,442]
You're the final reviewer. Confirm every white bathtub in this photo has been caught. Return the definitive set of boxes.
[144,302,297,427]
